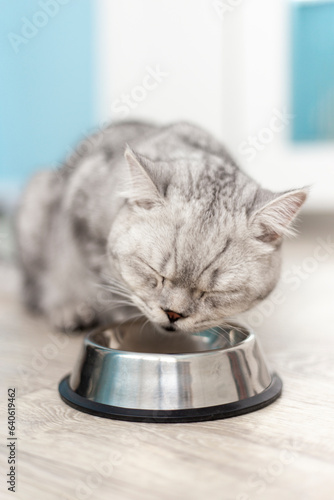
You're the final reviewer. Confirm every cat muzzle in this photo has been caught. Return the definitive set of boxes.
[163,309,185,323]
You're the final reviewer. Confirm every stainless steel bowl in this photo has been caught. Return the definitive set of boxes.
[59,320,282,423]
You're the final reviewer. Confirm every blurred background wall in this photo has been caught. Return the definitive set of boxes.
[1,0,334,211]
[0,0,96,206]
[219,0,334,212]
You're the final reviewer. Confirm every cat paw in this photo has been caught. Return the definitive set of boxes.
[49,302,98,333]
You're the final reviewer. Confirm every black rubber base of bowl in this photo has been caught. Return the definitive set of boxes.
[58,373,282,424]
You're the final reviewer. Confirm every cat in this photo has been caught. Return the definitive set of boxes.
[15,120,308,334]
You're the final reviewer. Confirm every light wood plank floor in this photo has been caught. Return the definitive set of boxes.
[1,215,334,500]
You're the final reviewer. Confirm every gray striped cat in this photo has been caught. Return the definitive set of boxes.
[16,121,307,333]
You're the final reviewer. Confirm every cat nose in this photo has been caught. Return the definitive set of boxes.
[163,309,184,323]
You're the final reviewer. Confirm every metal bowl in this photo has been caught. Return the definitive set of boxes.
[59,320,282,423]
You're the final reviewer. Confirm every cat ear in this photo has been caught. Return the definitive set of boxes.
[124,145,163,209]
[250,188,308,242]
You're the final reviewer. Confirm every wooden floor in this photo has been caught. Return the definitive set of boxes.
[1,215,334,500]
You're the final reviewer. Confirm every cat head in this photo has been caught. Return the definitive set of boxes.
[107,146,308,333]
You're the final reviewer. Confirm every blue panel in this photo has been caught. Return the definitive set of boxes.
[0,0,96,198]
[291,1,334,142]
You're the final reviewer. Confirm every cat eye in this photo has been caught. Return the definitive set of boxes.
[136,257,166,286]
[137,257,160,276]
[199,288,240,298]
[148,277,158,289]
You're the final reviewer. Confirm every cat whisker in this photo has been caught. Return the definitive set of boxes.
[96,283,133,301]
[107,301,136,309]
[115,312,147,331]
[99,280,130,293]
[101,273,131,293]
[101,301,137,313]
[211,326,230,343]
[104,283,131,296]
[215,323,248,339]
[123,312,146,322]
[139,318,151,337]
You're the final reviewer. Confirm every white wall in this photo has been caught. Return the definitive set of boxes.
[96,0,224,137]
[221,0,334,212]
[97,0,334,212]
